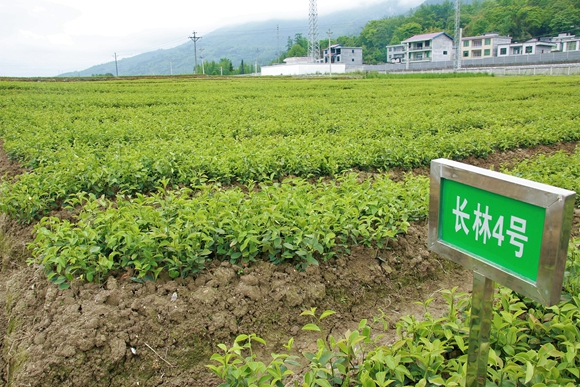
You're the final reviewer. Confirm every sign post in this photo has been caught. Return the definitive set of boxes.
[428,159,575,387]
[465,272,493,386]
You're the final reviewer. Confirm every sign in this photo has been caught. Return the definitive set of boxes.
[428,158,575,306]
[440,179,545,282]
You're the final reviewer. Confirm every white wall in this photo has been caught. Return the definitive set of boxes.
[261,63,347,76]
[432,37,454,62]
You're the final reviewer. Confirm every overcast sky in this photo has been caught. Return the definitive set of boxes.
[0,0,423,77]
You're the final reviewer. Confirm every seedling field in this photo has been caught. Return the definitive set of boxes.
[1,75,580,386]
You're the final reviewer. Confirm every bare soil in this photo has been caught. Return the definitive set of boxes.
[0,142,576,387]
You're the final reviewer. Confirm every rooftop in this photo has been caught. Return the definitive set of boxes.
[402,32,453,43]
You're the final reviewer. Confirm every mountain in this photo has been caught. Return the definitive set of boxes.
[60,1,412,77]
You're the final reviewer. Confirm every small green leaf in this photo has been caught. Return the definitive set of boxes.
[428,375,446,385]
[320,310,336,320]
[300,308,317,317]
[302,324,321,332]
[58,282,70,290]
[314,378,332,387]
[525,361,534,384]
[358,318,368,330]
[51,275,67,285]
[385,355,397,370]
[251,336,266,345]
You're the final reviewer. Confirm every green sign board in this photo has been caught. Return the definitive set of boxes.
[428,159,575,307]
[440,179,545,283]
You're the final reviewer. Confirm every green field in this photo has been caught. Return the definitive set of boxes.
[2,75,580,386]
[1,76,580,283]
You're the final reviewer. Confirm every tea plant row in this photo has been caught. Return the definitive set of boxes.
[29,144,580,289]
[505,147,580,197]
[2,77,580,222]
[29,174,428,287]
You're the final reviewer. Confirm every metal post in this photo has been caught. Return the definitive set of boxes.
[327,29,332,76]
[454,0,461,71]
[466,272,494,387]
[406,42,410,70]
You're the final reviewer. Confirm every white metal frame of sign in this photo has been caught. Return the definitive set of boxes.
[428,158,575,307]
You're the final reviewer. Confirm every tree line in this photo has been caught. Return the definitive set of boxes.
[194,58,258,75]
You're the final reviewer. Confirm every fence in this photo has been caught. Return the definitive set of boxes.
[350,50,580,75]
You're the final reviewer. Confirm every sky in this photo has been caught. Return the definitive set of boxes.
[0,0,422,77]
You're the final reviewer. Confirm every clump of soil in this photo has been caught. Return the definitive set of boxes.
[0,142,576,386]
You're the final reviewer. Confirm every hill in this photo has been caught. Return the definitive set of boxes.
[60,0,411,77]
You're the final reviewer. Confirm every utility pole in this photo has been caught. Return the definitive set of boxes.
[454,0,461,71]
[327,29,332,76]
[169,59,173,75]
[406,41,410,71]
[114,52,119,77]
[200,48,205,75]
[255,49,259,75]
[188,31,202,74]
[277,25,280,63]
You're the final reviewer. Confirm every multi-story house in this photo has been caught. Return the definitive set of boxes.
[323,44,363,65]
[545,33,580,52]
[386,44,406,63]
[386,32,453,63]
[402,32,454,62]
[461,33,512,59]
[497,38,556,56]
[562,38,580,52]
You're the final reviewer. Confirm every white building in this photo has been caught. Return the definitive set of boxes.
[462,33,512,59]
[562,38,580,52]
[323,44,363,65]
[386,44,406,63]
[261,46,362,76]
[544,33,580,52]
[497,39,556,56]
[386,32,454,63]
[261,61,346,76]
[403,32,454,62]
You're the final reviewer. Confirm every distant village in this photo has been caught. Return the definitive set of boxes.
[262,32,580,76]
[387,32,580,63]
